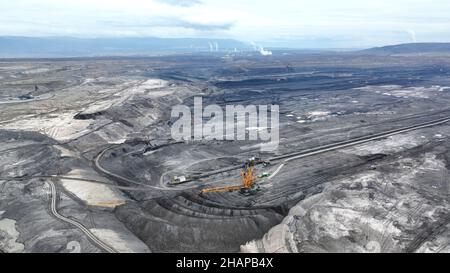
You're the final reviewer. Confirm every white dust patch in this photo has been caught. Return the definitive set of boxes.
[343,133,425,156]
[75,78,167,116]
[94,122,132,144]
[307,111,330,120]
[64,169,110,183]
[129,79,170,98]
[240,241,260,253]
[241,216,298,253]
[61,179,127,208]
[296,111,331,123]
[136,79,168,91]
[22,68,51,74]
[413,154,445,173]
[356,85,445,99]
[0,65,31,70]
[81,78,95,86]
[239,141,279,151]
[54,145,77,157]
[0,218,25,253]
[0,111,96,141]
[79,98,119,115]
[75,79,152,115]
[89,229,151,253]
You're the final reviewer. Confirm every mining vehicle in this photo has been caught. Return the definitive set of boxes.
[200,158,261,196]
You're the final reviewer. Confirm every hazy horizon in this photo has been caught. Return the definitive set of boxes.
[2,35,445,51]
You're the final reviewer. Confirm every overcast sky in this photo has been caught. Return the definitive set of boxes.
[1,0,450,48]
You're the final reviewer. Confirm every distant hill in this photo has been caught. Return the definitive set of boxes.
[360,43,450,55]
[0,36,249,58]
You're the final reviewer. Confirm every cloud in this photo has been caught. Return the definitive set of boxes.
[179,20,233,31]
[102,17,234,31]
[155,0,202,7]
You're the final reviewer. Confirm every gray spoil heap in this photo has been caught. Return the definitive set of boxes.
[115,191,285,252]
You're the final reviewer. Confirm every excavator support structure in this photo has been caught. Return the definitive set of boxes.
[200,159,259,195]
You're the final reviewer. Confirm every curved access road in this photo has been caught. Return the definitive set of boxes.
[46,178,119,253]
[93,145,169,190]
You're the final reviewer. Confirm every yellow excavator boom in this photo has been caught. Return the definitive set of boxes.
[200,185,242,194]
[200,165,255,194]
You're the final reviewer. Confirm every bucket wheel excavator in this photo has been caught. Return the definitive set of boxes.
[200,159,261,196]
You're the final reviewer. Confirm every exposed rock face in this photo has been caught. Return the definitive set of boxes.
[115,192,285,252]
[242,151,450,253]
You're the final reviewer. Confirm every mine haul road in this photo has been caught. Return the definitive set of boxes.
[93,145,182,191]
[266,117,450,180]
[46,178,119,253]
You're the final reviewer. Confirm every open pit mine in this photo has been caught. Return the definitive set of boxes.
[1,48,450,253]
